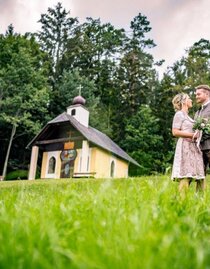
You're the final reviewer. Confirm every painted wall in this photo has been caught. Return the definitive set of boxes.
[41,151,61,179]
[74,149,80,173]
[40,147,128,179]
[91,147,129,178]
[74,147,92,174]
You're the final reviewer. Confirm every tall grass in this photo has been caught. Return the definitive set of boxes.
[0,176,210,269]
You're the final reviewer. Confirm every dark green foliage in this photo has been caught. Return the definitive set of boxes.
[5,170,28,180]
[110,13,159,146]
[50,69,112,135]
[124,105,164,175]
[0,27,51,176]
[37,2,78,78]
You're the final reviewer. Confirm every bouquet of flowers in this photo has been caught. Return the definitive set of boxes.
[193,117,210,132]
[193,117,210,142]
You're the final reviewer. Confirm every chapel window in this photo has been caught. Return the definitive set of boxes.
[48,156,56,174]
[110,161,115,178]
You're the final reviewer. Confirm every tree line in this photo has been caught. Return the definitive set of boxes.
[1,2,210,177]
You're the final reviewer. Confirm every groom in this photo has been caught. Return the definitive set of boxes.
[195,84,210,190]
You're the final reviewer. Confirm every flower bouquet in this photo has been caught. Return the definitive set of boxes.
[193,117,210,142]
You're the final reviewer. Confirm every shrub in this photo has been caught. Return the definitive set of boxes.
[5,170,28,180]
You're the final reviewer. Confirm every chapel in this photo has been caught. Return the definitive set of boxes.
[27,95,139,179]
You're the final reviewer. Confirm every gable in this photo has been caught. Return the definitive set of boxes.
[27,112,139,167]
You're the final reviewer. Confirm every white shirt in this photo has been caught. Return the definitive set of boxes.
[202,99,210,109]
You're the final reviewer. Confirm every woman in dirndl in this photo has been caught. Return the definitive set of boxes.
[171,93,205,193]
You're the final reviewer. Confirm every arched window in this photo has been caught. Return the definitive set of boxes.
[71,109,76,116]
[48,156,56,174]
[110,161,115,178]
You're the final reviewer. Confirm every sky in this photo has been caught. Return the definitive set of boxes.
[1,0,210,77]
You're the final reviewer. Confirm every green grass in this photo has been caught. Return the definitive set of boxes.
[0,176,210,269]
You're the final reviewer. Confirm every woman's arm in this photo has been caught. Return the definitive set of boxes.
[172,128,195,138]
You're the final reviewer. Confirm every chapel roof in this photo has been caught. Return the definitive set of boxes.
[27,112,139,167]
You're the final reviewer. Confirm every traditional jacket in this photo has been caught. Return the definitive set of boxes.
[195,101,210,150]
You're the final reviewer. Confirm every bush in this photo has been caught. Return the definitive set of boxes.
[5,170,28,180]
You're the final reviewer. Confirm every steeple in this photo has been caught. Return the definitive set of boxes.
[72,95,86,106]
[67,87,89,127]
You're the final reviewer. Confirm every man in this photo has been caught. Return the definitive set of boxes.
[195,84,210,190]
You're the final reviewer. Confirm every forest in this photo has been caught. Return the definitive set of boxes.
[1,2,210,178]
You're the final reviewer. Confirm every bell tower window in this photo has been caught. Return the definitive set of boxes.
[71,109,76,116]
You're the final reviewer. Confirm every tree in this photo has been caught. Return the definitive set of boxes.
[111,13,159,144]
[185,39,210,90]
[54,69,113,135]
[37,2,78,79]
[59,17,125,98]
[53,17,126,138]
[123,105,164,175]
[118,13,157,109]
[0,28,50,178]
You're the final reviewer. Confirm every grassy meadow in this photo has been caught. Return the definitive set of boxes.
[0,175,210,269]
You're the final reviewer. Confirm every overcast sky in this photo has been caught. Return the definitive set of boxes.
[1,0,210,76]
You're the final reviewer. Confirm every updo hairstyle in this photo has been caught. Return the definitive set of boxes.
[172,93,189,111]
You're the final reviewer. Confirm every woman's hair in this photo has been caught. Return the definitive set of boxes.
[172,93,189,111]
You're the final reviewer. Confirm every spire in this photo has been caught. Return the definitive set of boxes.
[72,95,86,106]
[72,85,86,105]
[67,85,89,127]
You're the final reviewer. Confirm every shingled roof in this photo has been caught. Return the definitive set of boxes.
[28,112,139,167]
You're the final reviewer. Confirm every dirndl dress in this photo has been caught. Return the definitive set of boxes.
[171,111,205,181]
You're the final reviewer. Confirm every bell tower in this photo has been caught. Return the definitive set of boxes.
[67,95,89,127]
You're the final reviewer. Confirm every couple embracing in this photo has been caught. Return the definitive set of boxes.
[171,84,210,193]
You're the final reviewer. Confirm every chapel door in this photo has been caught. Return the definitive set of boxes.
[60,148,77,178]
[60,160,74,178]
